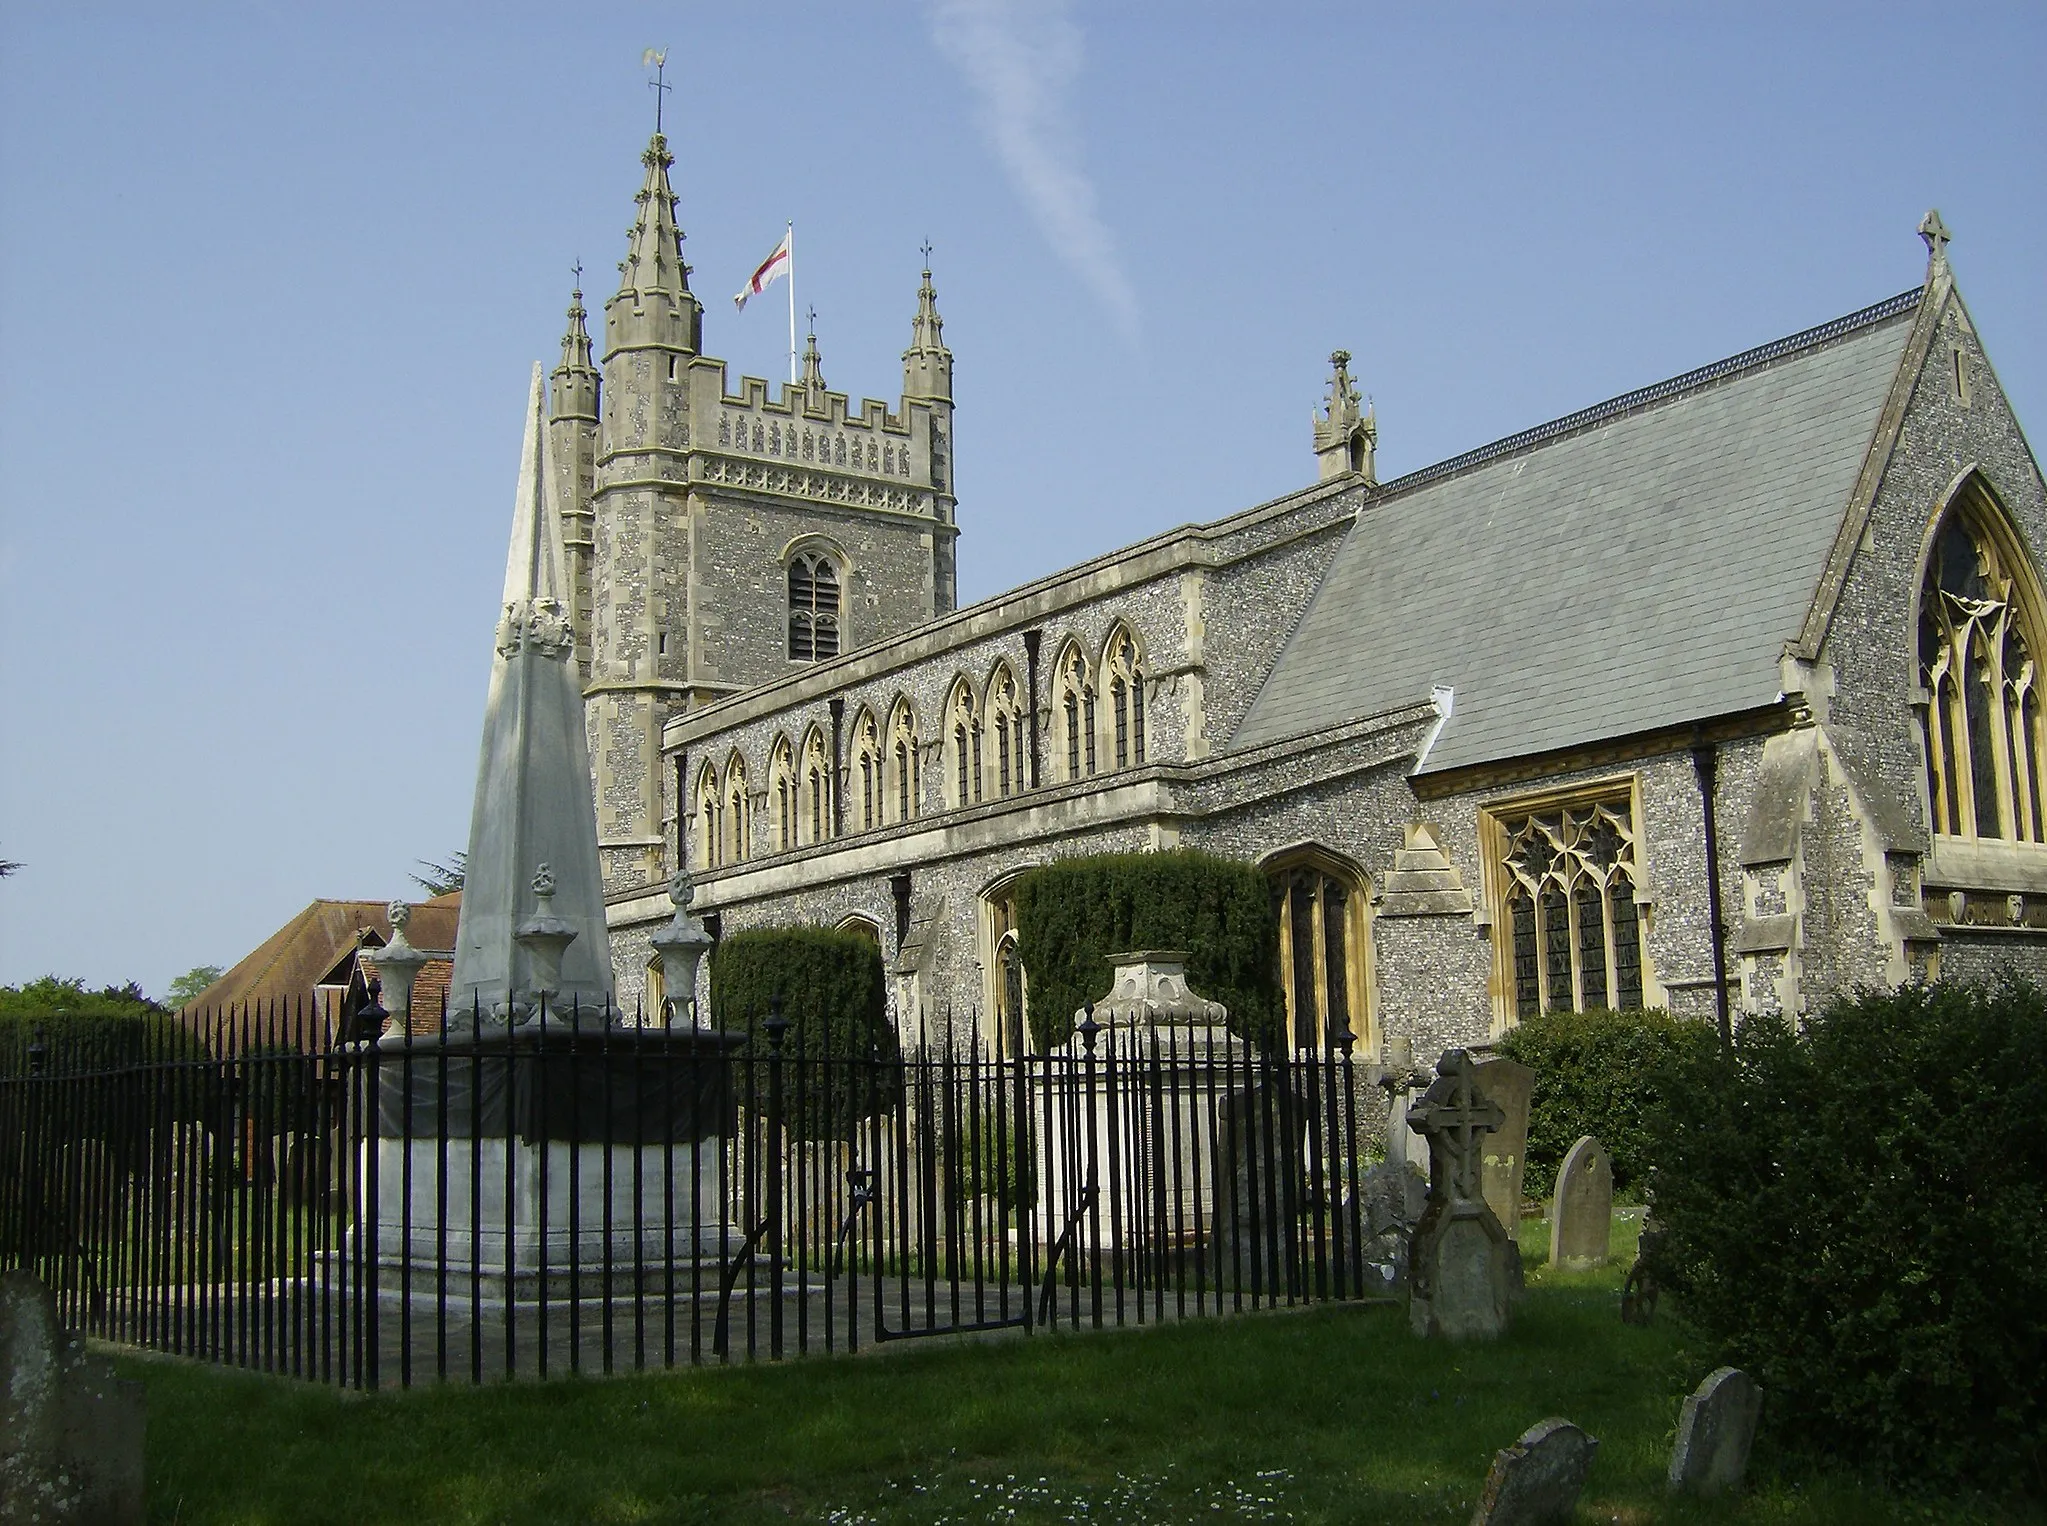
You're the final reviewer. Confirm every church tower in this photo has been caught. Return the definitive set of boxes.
[574,128,962,894]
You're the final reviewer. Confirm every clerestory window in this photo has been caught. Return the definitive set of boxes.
[787,551,841,661]
[1919,483,2047,843]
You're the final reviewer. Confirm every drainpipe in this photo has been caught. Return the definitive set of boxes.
[828,696,845,837]
[1691,738,1732,1045]
[673,750,688,872]
[1022,628,1043,789]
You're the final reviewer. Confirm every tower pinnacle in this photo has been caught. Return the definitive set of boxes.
[801,309,827,396]
[1314,350,1377,484]
[606,132,703,357]
[902,252,953,403]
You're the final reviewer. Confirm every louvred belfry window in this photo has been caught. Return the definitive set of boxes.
[1920,492,2047,843]
[1497,797,1646,1019]
[787,552,841,661]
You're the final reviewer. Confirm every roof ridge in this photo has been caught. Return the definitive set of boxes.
[1372,286,1925,499]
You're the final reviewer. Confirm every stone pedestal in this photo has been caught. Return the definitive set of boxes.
[1036,953,1248,1264]
[351,1024,745,1303]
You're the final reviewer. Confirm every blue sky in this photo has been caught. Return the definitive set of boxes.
[2,3,2042,996]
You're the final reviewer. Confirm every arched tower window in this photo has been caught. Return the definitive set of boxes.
[852,709,883,832]
[1103,626,1146,770]
[947,678,982,808]
[985,662,1025,798]
[1265,849,1373,1052]
[1054,641,1096,782]
[888,701,921,824]
[693,761,721,870]
[768,736,796,853]
[801,728,833,845]
[787,550,842,662]
[1919,480,2047,843]
[1493,793,1646,1020]
[722,754,750,864]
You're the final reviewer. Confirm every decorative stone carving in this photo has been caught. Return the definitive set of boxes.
[1406,1049,1518,1340]
[649,867,714,1027]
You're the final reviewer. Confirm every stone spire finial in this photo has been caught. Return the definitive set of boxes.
[606,130,704,357]
[555,269,595,377]
[800,310,827,395]
[447,365,615,1025]
[902,249,953,403]
[1313,349,1377,484]
[1918,208,1952,271]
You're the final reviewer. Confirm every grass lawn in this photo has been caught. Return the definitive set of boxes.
[114,1214,2031,1526]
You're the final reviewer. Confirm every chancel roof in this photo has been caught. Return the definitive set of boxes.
[1231,289,1923,772]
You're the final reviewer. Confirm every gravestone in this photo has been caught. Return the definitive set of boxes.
[1406,1049,1517,1339]
[1472,1053,1534,1230]
[1668,1367,1762,1496]
[0,1269,145,1525]
[1471,1417,1598,1526]
[1548,1135,1613,1268]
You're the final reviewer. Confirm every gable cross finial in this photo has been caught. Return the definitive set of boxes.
[1918,208,1952,266]
[643,48,671,135]
[570,257,583,297]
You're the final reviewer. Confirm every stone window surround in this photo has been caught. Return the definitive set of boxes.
[1475,772,1663,1035]
[1258,843,1376,1054]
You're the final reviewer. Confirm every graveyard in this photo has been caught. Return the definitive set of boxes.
[92,1211,2014,1526]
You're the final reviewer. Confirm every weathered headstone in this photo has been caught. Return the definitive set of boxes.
[1548,1134,1613,1268]
[1406,1049,1518,1339]
[1668,1366,1762,1496]
[1471,1417,1598,1526]
[0,1269,146,1525]
[1471,1053,1534,1230]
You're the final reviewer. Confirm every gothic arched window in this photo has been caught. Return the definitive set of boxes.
[1919,482,2047,843]
[1494,794,1647,1020]
[985,662,1025,798]
[887,701,920,824]
[1267,850,1372,1051]
[722,755,750,864]
[1104,627,1146,769]
[768,736,796,853]
[693,762,721,870]
[947,679,982,808]
[1055,642,1095,782]
[852,710,883,832]
[787,550,842,662]
[801,728,833,845]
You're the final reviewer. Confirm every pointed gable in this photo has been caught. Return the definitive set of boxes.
[1231,291,1923,772]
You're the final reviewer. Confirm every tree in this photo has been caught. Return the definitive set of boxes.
[410,851,467,897]
[165,965,225,1008]
[0,847,18,878]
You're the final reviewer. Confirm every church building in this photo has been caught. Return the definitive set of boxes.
[550,128,2047,1057]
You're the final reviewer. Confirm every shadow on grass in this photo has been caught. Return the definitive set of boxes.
[118,1213,2036,1526]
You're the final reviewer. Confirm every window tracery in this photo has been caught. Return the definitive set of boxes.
[852,710,883,832]
[948,680,982,808]
[888,702,921,824]
[1104,628,1146,769]
[722,756,750,864]
[768,737,797,853]
[692,762,721,869]
[985,663,1025,798]
[787,550,841,662]
[801,728,832,845]
[1493,795,1646,1019]
[1919,486,2047,843]
[1055,643,1095,782]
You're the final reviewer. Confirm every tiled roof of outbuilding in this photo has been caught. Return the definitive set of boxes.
[1231,289,1924,772]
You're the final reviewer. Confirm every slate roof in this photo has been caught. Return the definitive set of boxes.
[1231,289,1923,772]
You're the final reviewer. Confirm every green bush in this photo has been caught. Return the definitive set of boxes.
[708,927,900,1138]
[1495,1005,1713,1198]
[0,977,197,1074]
[1645,980,2047,1490]
[1011,850,1280,1050]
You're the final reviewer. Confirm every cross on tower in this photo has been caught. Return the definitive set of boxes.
[807,304,817,338]
[1918,208,1952,263]
[1406,1049,1505,1204]
[571,258,583,296]
[920,239,934,268]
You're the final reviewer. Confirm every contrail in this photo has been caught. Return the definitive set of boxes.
[926,0,1139,341]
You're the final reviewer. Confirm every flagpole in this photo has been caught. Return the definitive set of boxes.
[786,221,797,385]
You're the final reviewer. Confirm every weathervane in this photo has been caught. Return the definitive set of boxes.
[643,48,671,135]
[920,238,934,269]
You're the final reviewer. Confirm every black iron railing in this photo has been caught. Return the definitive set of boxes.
[0,1000,1388,1387]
